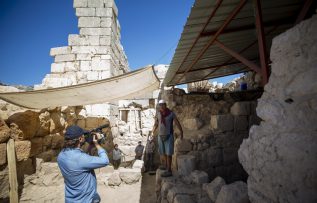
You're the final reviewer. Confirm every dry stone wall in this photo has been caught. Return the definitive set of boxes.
[239,15,317,203]
[161,88,262,183]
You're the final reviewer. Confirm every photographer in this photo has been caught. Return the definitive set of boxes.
[57,125,109,203]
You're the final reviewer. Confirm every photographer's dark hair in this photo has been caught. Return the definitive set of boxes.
[63,138,79,149]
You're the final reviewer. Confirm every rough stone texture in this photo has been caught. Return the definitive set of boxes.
[183,118,203,130]
[210,114,234,133]
[15,140,31,161]
[239,16,317,203]
[0,143,6,165]
[230,102,251,116]
[174,195,195,203]
[177,155,196,176]
[108,171,121,186]
[0,119,10,144]
[0,167,9,200]
[190,170,209,184]
[175,138,192,153]
[203,176,226,202]
[119,167,141,184]
[215,181,248,203]
[30,137,43,157]
[132,159,144,169]
[7,110,40,140]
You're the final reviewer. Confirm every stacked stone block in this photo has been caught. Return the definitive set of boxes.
[35,0,128,89]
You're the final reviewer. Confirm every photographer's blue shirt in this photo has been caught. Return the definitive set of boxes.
[57,148,109,203]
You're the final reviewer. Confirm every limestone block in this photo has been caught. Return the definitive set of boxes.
[234,116,249,131]
[73,0,87,8]
[203,176,226,202]
[0,119,10,143]
[50,46,71,56]
[167,185,201,203]
[15,140,31,161]
[100,17,112,27]
[210,114,233,133]
[96,8,112,17]
[100,36,111,45]
[92,57,111,71]
[119,167,141,184]
[215,181,248,203]
[183,118,203,130]
[88,0,104,8]
[85,117,104,128]
[77,53,92,60]
[174,195,195,203]
[177,155,196,176]
[175,138,192,153]
[190,170,209,184]
[54,54,75,62]
[80,61,91,71]
[0,167,9,199]
[30,137,43,157]
[0,144,6,165]
[65,61,79,72]
[230,102,251,116]
[132,160,144,169]
[80,27,111,36]
[99,71,111,79]
[7,110,40,140]
[108,171,121,186]
[51,133,64,149]
[51,63,65,73]
[76,8,95,16]
[87,71,99,81]
[78,17,101,28]
[36,149,57,162]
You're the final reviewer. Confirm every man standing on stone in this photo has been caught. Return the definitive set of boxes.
[135,141,144,160]
[145,135,156,172]
[152,100,183,177]
[57,125,109,203]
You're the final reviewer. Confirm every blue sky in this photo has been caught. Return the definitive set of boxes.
[0,0,239,86]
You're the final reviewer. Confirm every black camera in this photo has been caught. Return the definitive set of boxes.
[84,124,109,144]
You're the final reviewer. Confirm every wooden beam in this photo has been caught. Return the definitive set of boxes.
[253,0,269,85]
[175,0,247,84]
[202,25,279,80]
[176,0,223,76]
[295,0,314,25]
[7,139,19,203]
[214,40,261,73]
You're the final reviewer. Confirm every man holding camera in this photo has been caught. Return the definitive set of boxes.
[57,125,109,203]
[152,100,183,177]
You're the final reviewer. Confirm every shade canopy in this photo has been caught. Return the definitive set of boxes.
[0,66,160,109]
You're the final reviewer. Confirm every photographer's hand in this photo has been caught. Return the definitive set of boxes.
[93,133,102,150]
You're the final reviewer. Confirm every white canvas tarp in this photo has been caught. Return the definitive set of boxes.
[0,66,160,109]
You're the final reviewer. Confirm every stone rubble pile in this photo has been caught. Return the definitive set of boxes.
[239,15,317,202]
[156,168,249,203]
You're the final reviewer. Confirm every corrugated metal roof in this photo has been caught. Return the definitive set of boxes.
[164,0,304,86]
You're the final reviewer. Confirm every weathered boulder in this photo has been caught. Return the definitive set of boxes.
[108,171,121,186]
[230,102,251,116]
[7,110,40,140]
[203,176,226,202]
[42,134,52,151]
[167,184,202,203]
[210,115,233,133]
[119,167,141,184]
[0,119,10,143]
[36,150,58,162]
[0,143,6,165]
[99,165,114,174]
[190,170,209,184]
[216,181,248,203]
[15,140,31,161]
[177,155,196,176]
[183,118,203,130]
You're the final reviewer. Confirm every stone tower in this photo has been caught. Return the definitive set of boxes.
[35,0,129,120]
